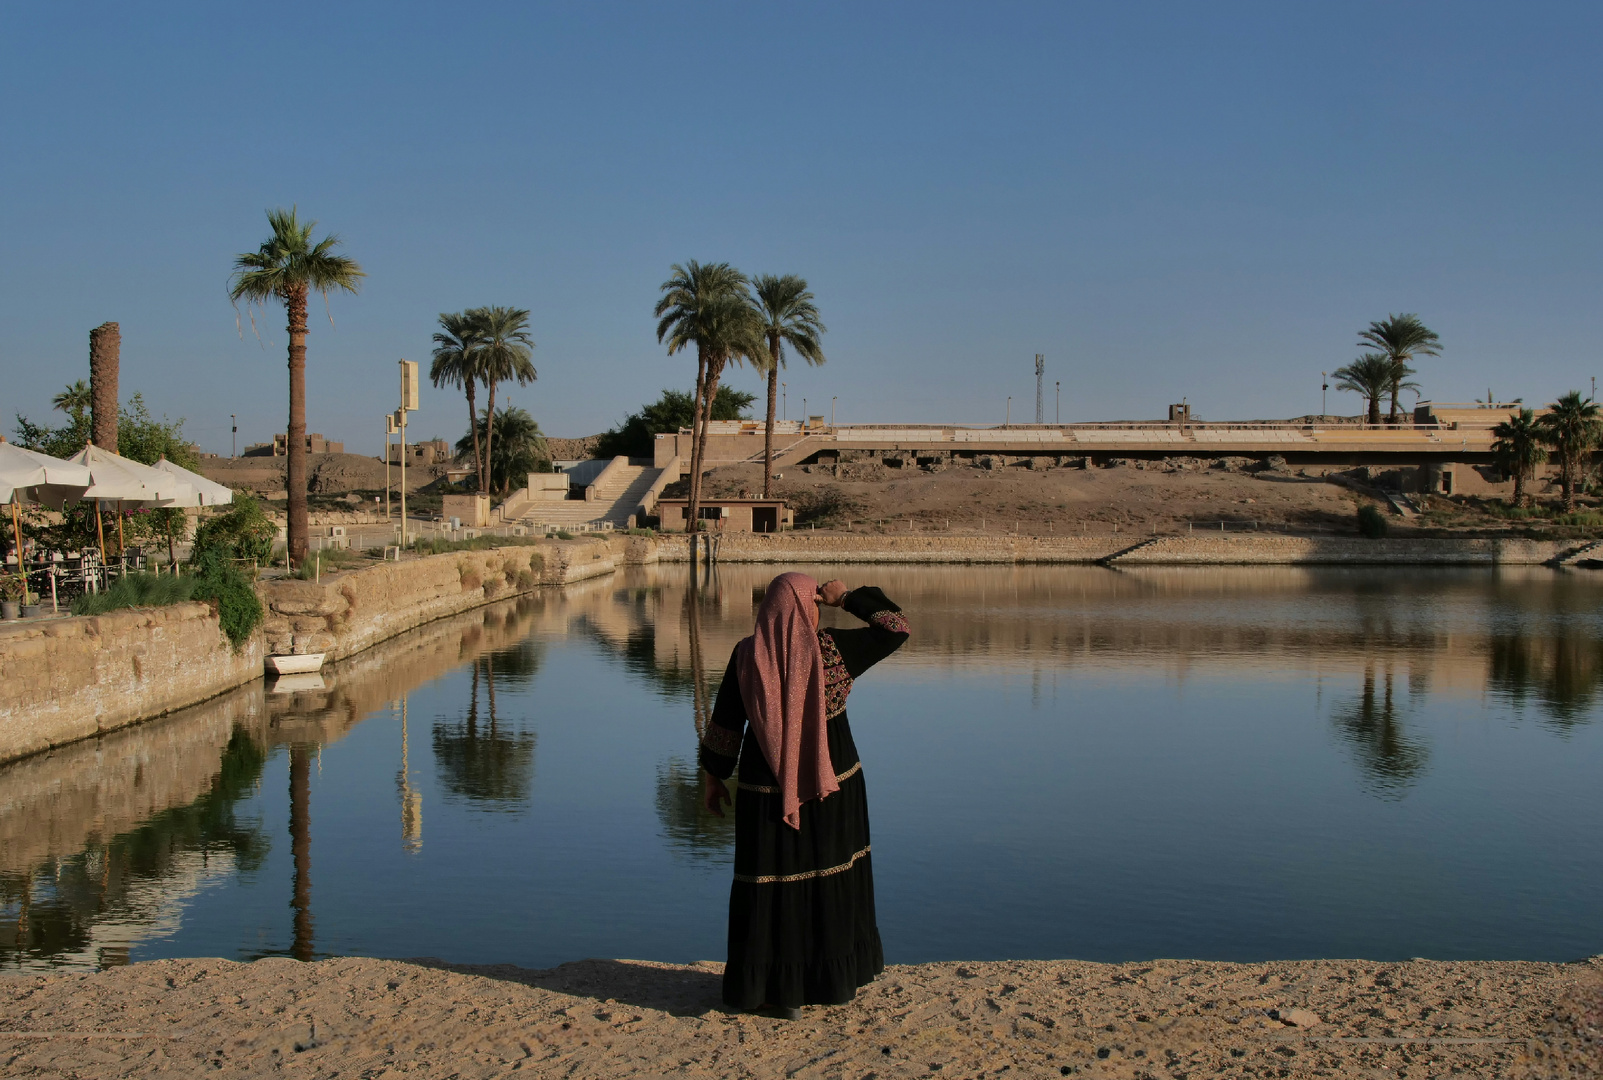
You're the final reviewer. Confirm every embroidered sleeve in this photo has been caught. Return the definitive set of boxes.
[699,651,747,779]
[700,721,742,758]
[869,609,909,635]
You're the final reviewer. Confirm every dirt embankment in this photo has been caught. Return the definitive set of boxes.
[200,453,439,495]
[1,954,1597,1078]
[696,456,1366,534]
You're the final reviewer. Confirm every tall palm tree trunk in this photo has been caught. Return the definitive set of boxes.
[694,361,726,543]
[687,350,708,538]
[1513,469,1526,508]
[763,358,778,499]
[1367,396,1381,425]
[284,285,310,567]
[483,379,498,496]
[464,382,483,494]
[289,743,314,961]
[89,321,120,453]
[1562,456,1576,511]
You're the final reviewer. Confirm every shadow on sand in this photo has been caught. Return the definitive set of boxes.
[402,956,728,1016]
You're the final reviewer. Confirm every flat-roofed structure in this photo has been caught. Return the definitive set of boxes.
[655,497,791,534]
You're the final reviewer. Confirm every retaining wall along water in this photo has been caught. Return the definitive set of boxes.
[0,537,643,765]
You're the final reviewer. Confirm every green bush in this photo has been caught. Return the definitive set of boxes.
[70,572,196,616]
[553,530,575,540]
[191,494,277,564]
[188,548,263,650]
[1356,503,1389,538]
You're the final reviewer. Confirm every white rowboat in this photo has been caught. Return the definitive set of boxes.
[265,653,326,675]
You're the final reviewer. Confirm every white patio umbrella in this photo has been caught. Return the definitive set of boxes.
[153,458,234,507]
[66,445,199,561]
[0,443,91,599]
[0,442,93,504]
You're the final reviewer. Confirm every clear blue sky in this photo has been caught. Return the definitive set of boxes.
[3,2,1599,453]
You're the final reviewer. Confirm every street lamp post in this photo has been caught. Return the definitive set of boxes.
[1005,397,1011,427]
[1321,373,1328,419]
[831,396,837,429]
[782,382,786,421]
[231,415,237,458]
[1055,382,1060,425]
[802,399,807,428]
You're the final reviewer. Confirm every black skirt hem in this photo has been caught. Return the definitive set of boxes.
[722,931,885,1010]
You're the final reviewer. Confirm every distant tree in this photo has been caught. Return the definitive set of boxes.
[1331,353,1398,425]
[750,275,826,498]
[594,387,757,460]
[1357,314,1440,422]
[473,306,537,497]
[1538,391,1602,511]
[53,380,91,421]
[229,207,364,566]
[456,405,550,494]
[655,261,764,530]
[1491,408,1548,508]
[431,311,488,492]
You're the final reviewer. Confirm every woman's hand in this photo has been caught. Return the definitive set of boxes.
[703,772,731,817]
[816,579,848,607]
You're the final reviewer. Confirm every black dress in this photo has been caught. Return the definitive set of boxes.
[699,586,910,1010]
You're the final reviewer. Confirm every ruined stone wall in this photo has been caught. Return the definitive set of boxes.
[0,603,264,763]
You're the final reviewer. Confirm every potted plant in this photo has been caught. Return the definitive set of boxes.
[0,572,22,620]
[21,590,42,619]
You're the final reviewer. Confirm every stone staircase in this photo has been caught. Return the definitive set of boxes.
[517,464,662,531]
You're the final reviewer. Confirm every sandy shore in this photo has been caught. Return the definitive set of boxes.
[1,955,1598,1078]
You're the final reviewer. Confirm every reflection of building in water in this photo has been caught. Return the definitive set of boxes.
[0,594,555,970]
[0,727,269,972]
[397,698,422,853]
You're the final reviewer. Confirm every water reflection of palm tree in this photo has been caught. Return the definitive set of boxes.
[432,654,537,808]
[1331,665,1429,797]
[289,743,314,961]
[397,696,422,853]
[1489,632,1603,730]
[656,565,736,857]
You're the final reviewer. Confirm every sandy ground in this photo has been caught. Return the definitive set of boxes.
[2,955,1598,1078]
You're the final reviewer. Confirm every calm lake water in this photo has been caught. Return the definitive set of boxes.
[3,564,1602,972]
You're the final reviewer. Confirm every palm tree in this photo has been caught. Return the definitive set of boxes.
[1538,391,1602,511]
[456,404,550,494]
[750,275,826,498]
[431,311,487,493]
[472,306,536,496]
[53,380,91,420]
[1331,353,1396,425]
[229,208,364,566]
[1357,314,1441,422]
[655,262,762,530]
[1491,408,1548,507]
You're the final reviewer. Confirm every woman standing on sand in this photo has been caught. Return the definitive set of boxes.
[700,573,910,1018]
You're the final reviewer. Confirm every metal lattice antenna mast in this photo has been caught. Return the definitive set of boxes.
[1034,354,1045,424]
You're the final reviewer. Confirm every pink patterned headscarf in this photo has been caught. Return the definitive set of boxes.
[735,572,836,830]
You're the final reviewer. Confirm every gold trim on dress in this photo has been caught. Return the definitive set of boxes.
[736,760,862,794]
[734,844,872,885]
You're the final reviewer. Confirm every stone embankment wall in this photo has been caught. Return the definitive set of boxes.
[653,532,1574,565]
[0,537,645,765]
[0,604,264,764]
[1108,535,1568,565]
